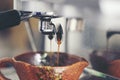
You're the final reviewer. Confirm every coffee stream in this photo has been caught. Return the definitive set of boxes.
[56,40,61,66]
[56,24,63,66]
[50,40,53,65]
[48,24,63,66]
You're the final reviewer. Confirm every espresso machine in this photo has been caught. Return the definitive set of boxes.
[0,0,120,80]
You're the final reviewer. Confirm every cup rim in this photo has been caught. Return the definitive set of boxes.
[14,51,88,67]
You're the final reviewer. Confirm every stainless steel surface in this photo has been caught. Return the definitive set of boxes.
[24,21,37,52]
[65,17,84,52]
[14,0,53,12]
[66,18,84,32]
[83,67,120,80]
[8,0,120,52]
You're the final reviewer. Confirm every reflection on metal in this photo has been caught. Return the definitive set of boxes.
[65,17,84,52]
[106,30,120,50]
[14,0,22,10]
[0,67,20,80]
[14,0,53,12]
[66,18,84,32]
[24,20,37,52]
[20,0,65,3]
[84,67,119,80]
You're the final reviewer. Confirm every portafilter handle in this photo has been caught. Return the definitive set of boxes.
[0,10,33,30]
[0,10,21,30]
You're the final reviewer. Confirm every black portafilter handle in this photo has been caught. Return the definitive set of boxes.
[0,10,21,30]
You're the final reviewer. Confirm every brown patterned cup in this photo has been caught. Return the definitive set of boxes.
[0,51,88,80]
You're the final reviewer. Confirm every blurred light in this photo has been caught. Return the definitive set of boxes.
[34,54,41,65]
[67,18,84,31]
[61,5,82,17]
[21,0,65,3]
[99,0,120,17]
[14,0,53,12]
[22,1,53,12]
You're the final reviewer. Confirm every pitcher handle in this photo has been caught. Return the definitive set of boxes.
[0,58,16,80]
